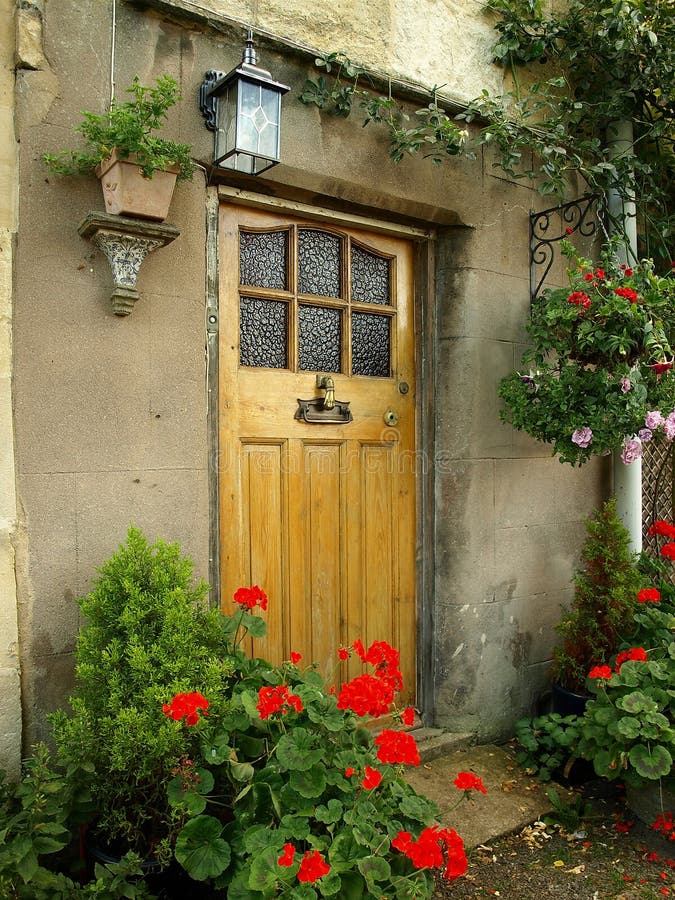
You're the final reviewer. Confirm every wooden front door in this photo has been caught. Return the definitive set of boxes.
[219,204,417,704]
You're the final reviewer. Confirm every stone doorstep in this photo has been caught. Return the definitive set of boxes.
[403,740,556,849]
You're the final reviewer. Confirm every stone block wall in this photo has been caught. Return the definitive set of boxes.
[6,0,611,751]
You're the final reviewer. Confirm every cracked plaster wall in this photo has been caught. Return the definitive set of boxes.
[10,0,609,747]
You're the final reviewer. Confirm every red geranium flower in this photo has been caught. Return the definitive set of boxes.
[637,587,661,603]
[374,729,421,766]
[362,765,382,790]
[162,691,210,726]
[614,287,638,303]
[648,520,675,539]
[615,647,648,671]
[400,706,415,726]
[453,771,488,794]
[290,651,302,664]
[256,685,303,719]
[392,826,467,880]
[277,843,296,867]
[297,850,330,883]
[344,766,356,777]
[338,647,349,661]
[661,542,675,560]
[336,673,395,717]
[568,291,591,309]
[233,585,268,610]
[594,268,606,280]
[588,665,613,680]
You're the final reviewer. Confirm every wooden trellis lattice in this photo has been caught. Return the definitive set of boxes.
[642,439,675,554]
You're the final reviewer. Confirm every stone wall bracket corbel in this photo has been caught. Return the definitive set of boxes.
[78,212,180,316]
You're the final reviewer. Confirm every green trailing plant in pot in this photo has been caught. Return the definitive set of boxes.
[499,239,675,466]
[549,499,643,711]
[43,76,194,221]
[50,527,233,869]
[0,744,152,898]
[160,587,484,897]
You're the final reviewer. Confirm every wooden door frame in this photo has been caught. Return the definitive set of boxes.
[205,185,437,720]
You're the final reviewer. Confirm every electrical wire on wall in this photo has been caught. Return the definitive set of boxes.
[110,0,117,107]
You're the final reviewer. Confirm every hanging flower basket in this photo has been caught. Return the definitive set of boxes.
[500,240,675,465]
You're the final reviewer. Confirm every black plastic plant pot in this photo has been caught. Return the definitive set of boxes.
[551,682,591,717]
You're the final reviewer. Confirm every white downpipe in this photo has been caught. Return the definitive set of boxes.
[607,119,642,552]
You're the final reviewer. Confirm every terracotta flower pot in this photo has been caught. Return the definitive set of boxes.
[95,149,179,221]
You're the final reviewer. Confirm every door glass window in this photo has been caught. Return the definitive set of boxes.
[240,230,288,290]
[351,244,390,305]
[298,229,342,297]
[238,225,394,376]
[298,305,342,372]
[239,296,288,368]
[351,312,391,377]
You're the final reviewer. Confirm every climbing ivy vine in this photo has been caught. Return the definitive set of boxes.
[300,0,675,267]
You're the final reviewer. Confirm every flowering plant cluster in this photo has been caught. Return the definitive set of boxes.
[576,523,675,791]
[161,590,486,897]
[499,240,675,465]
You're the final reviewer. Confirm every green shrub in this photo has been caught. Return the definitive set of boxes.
[51,527,232,862]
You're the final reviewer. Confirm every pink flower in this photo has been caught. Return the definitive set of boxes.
[665,414,675,441]
[638,428,653,442]
[571,427,593,448]
[620,376,631,393]
[646,411,665,430]
[621,439,642,465]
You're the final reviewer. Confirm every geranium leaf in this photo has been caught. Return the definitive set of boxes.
[201,731,231,765]
[276,728,323,771]
[315,799,343,824]
[290,765,327,799]
[357,855,391,883]
[248,845,283,891]
[175,815,231,881]
[280,814,311,840]
[617,691,657,714]
[628,744,672,779]
[616,716,641,739]
[318,871,343,896]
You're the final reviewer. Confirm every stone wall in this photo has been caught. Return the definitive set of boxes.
[9,0,609,749]
[0,0,21,780]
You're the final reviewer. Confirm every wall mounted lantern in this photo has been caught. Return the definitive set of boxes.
[199,30,290,176]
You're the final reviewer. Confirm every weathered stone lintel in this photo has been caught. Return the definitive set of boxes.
[78,212,180,316]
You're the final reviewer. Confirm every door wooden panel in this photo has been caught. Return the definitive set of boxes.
[219,204,417,706]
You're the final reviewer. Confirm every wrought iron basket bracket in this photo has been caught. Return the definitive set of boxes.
[529,195,599,302]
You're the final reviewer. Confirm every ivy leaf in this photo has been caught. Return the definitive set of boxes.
[175,815,231,881]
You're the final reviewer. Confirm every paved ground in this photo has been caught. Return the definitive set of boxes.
[404,735,555,848]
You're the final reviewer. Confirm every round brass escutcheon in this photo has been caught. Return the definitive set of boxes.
[384,409,399,427]
[398,381,410,394]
